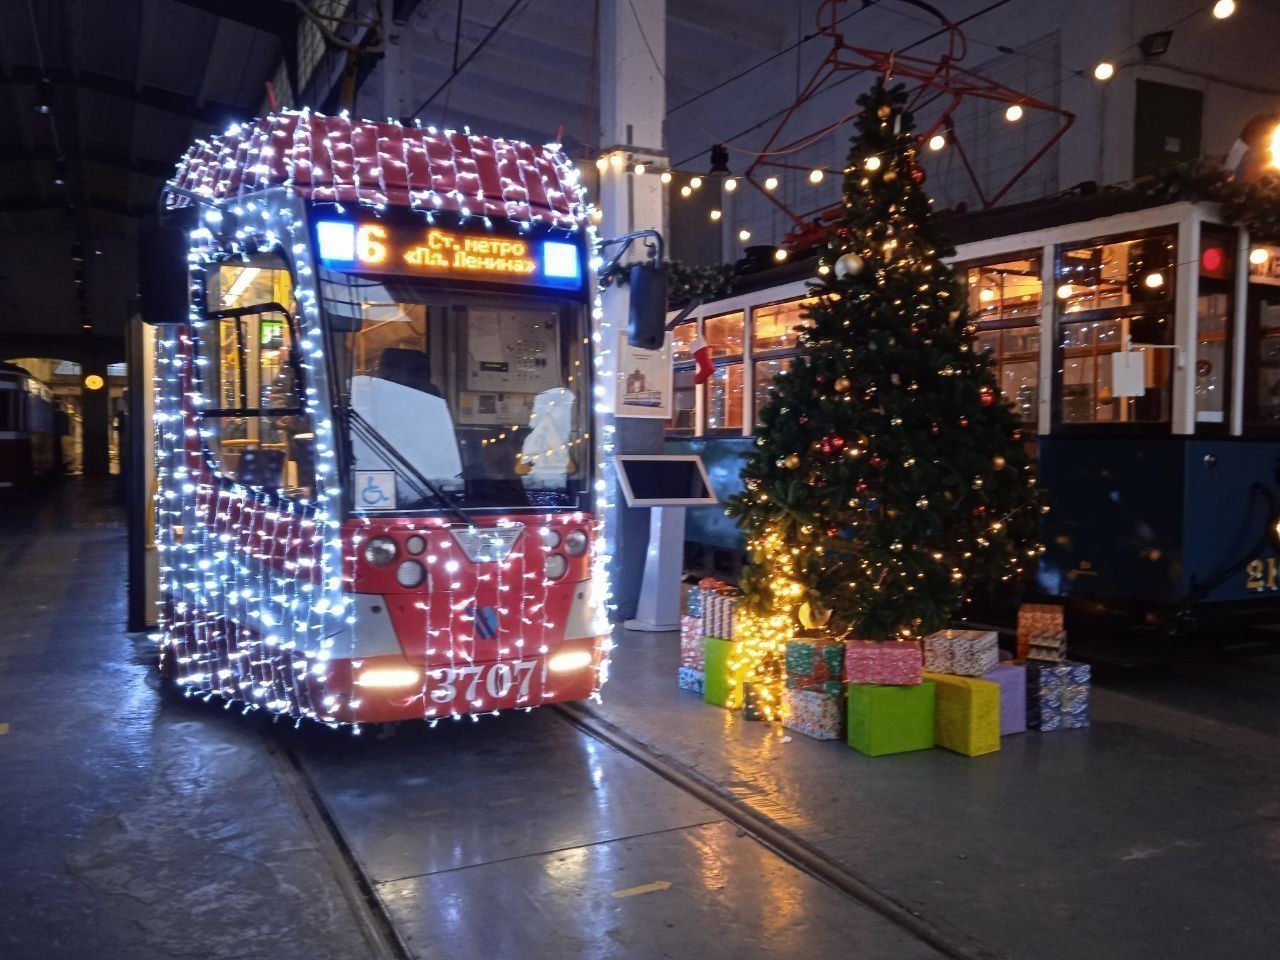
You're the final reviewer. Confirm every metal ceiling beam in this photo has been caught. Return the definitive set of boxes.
[165,0,297,37]
[0,65,251,127]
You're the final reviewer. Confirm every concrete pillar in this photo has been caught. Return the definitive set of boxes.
[80,356,111,477]
[598,0,668,620]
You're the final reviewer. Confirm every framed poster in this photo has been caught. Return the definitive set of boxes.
[615,331,673,419]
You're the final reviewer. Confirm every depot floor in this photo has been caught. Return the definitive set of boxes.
[1,480,1278,959]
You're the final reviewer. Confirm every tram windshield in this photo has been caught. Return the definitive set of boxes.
[322,270,591,513]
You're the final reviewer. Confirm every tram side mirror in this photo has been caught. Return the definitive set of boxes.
[627,262,668,350]
[139,215,194,325]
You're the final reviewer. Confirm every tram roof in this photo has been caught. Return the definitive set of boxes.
[166,111,587,229]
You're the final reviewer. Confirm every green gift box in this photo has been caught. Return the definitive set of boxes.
[704,636,743,708]
[846,680,936,756]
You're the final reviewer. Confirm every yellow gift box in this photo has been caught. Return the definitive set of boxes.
[922,672,1001,757]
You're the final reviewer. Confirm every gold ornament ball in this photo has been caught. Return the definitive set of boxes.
[877,104,892,119]
[834,376,851,393]
[993,455,1007,470]
[783,453,802,470]
[798,601,832,629]
[883,169,898,183]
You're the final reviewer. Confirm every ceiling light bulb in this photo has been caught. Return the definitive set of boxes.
[1213,0,1235,19]
[1005,104,1024,122]
[809,168,824,184]
[1094,61,1115,81]
[1250,247,1269,266]
[979,288,996,302]
[680,184,692,197]
[609,153,624,170]
[1057,283,1074,299]
[633,162,646,175]
[660,170,672,183]
[1144,271,1165,289]
[709,209,722,221]
[595,156,607,171]
[724,177,737,192]
[764,176,779,191]
[738,229,751,242]
[690,176,703,189]
[928,133,946,152]
[774,248,789,262]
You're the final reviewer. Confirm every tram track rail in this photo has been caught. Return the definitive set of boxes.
[262,729,412,960]
[554,702,996,960]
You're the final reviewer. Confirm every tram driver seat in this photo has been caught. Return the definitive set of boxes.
[378,348,442,398]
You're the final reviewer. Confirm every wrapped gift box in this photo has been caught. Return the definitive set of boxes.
[785,638,845,692]
[983,663,1027,735]
[1017,603,1064,659]
[703,636,743,708]
[680,615,705,669]
[689,577,733,619]
[1027,630,1067,662]
[845,640,922,685]
[782,688,844,740]
[922,629,998,677]
[1027,660,1091,731]
[677,667,705,694]
[703,593,740,641]
[924,672,1000,757]
[846,681,936,756]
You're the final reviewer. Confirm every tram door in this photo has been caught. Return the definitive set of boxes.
[1244,291,1280,430]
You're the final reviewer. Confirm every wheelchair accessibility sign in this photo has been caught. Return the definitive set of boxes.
[355,470,397,510]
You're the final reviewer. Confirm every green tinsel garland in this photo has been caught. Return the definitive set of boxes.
[600,260,737,309]
[1144,163,1280,243]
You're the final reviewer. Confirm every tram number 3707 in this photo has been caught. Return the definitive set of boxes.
[427,660,540,703]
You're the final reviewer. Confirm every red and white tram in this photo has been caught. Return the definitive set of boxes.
[148,113,611,726]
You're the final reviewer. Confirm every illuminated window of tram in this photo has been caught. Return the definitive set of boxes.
[961,256,1042,426]
[1055,232,1175,426]
[751,297,815,425]
[200,260,315,498]
[699,310,745,434]
[670,367,697,431]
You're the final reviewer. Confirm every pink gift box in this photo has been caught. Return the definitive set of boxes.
[844,640,922,686]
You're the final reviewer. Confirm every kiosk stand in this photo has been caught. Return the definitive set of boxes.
[614,455,718,632]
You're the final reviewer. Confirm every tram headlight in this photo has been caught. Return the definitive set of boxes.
[548,650,593,673]
[405,535,426,555]
[355,666,422,688]
[544,554,568,579]
[539,527,561,550]
[363,536,397,567]
[563,530,588,556]
[396,560,426,588]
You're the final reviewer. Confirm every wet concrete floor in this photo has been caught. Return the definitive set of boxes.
[1,479,948,958]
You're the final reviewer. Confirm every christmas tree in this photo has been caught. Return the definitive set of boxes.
[728,80,1045,643]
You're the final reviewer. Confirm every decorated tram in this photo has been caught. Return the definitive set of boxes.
[144,112,610,725]
[669,191,1280,633]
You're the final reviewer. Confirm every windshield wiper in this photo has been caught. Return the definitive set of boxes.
[344,406,472,525]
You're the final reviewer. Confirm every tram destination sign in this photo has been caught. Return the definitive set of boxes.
[314,217,583,292]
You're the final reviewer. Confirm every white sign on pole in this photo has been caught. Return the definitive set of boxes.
[615,331,673,419]
[1111,351,1147,398]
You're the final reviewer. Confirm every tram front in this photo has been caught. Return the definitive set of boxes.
[315,212,606,721]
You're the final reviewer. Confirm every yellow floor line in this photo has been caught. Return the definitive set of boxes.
[612,881,671,899]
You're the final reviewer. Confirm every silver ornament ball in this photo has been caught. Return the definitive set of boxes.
[834,252,865,279]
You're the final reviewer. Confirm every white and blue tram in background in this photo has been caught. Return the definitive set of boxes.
[669,192,1280,633]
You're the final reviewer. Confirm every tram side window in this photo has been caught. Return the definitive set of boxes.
[962,255,1041,426]
[669,321,697,432]
[703,311,744,432]
[201,263,315,498]
[752,297,815,425]
[1056,233,1174,426]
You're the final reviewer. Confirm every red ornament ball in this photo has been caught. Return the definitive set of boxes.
[973,505,987,516]
[930,423,940,436]
[959,417,970,428]
[979,386,997,408]
[869,454,885,469]
[910,165,926,185]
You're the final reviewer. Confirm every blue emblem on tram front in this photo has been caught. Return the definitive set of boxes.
[468,603,500,640]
